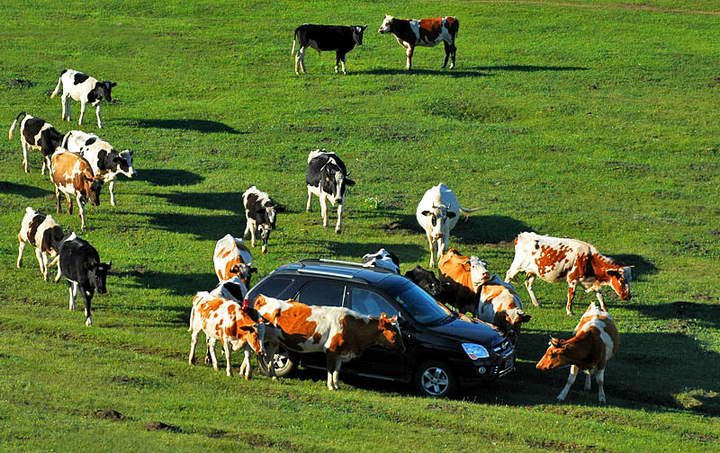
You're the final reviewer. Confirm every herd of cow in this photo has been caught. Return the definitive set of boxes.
[10,14,634,402]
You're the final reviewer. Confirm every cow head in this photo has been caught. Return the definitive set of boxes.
[376,313,404,351]
[469,256,492,291]
[89,261,111,294]
[321,158,354,205]
[240,322,266,356]
[101,81,116,102]
[536,337,570,370]
[352,25,367,45]
[229,261,257,288]
[405,266,445,299]
[85,176,104,206]
[421,204,456,240]
[118,150,136,178]
[501,307,532,344]
[606,266,632,301]
[378,15,394,34]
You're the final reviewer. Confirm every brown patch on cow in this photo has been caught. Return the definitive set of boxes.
[217,247,232,259]
[418,18,443,42]
[535,245,569,276]
[198,298,224,319]
[438,248,474,290]
[567,252,590,282]
[223,256,241,281]
[480,284,506,302]
[328,332,345,351]
[216,269,223,280]
[26,214,45,247]
[268,302,317,349]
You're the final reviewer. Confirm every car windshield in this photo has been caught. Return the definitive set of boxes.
[388,281,454,325]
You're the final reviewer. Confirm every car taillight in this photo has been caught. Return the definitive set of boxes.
[242,298,249,311]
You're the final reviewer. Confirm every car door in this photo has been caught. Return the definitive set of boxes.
[344,285,407,381]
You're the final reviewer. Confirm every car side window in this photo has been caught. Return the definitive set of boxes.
[252,277,295,301]
[350,287,398,318]
[295,280,347,307]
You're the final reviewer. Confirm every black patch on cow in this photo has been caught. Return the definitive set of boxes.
[41,225,64,253]
[87,85,99,104]
[85,137,97,146]
[27,214,46,247]
[60,69,68,76]
[223,282,246,301]
[38,127,64,158]
[390,18,416,46]
[73,72,90,85]
[97,150,110,171]
[22,118,45,146]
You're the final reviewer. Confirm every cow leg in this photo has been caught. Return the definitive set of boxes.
[68,281,77,310]
[249,221,257,247]
[442,42,451,68]
[406,45,414,71]
[62,94,71,121]
[34,248,47,281]
[341,54,347,75]
[524,274,541,307]
[243,219,251,239]
[80,285,93,326]
[222,340,232,377]
[108,180,116,206]
[188,329,199,365]
[335,203,343,234]
[16,239,26,268]
[21,141,29,173]
[55,187,61,214]
[595,368,606,403]
[208,338,219,371]
[298,47,307,73]
[326,353,341,391]
[204,338,212,364]
[319,193,329,228]
[78,101,86,126]
[334,52,340,73]
[426,234,436,268]
[595,291,608,312]
[264,342,278,380]
[52,257,63,283]
[306,186,313,211]
[240,347,252,380]
[566,281,577,316]
[450,43,457,69]
[584,371,592,391]
[64,193,72,214]
[95,104,103,129]
[77,196,87,231]
[557,365,579,401]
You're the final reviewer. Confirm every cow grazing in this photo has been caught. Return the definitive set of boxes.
[51,233,110,326]
[536,303,619,403]
[306,149,355,234]
[253,295,403,390]
[505,232,632,316]
[242,186,278,254]
[213,234,257,287]
[416,183,479,267]
[362,248,400,273]
[378,15,459,70]
[8,112,64,174]
[50,69,116,128]
[51,149,103,232]
[16,207,65,281]
[62,130,136,206]
[291,24,367,75]
[188,292,266,379]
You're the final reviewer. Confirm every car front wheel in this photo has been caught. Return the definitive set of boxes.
[415,361,457,398]
[259,345,296,378]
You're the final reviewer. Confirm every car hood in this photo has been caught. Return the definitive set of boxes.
[425,317,505,346]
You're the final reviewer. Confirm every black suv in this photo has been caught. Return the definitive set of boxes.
[246,259,515,397]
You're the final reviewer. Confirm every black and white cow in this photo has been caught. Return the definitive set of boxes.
[242,186,277,254]
[291,24,367,75]
[61,130,136,206]
[50,69,116,129]
[306,149,355,234]
[362,248,400,273]
[8,112,64,174]
[210,276,249,303]
[17,207,65,281]
[51,233,111,326]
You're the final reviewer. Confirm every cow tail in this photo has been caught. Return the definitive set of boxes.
[8,112,25,141]
[188,305,195,332]
[50,74,63,99]
[458,205,481,219]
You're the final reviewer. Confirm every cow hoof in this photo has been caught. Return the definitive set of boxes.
[272,376,278,381]
[335,229,342,234]
[566,310,574,316]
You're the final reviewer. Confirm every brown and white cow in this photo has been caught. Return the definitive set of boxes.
[378,15,459,70]
[536,302,619,403]
[16,207,65,281]
[188,291,266,379]
[213,234,256,287]
[253,295,403,390]
[505,232,632,316]
[51,149,103,232]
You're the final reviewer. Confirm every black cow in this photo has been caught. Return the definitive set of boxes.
[242,186,278,254]
[291,24,367,75]
[50,69,116,129]
[52,233,110,326]
[8,112,65,174]
[405,266,453,303]
[306,149,355,234]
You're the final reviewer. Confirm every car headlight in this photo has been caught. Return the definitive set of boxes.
[462,343,489,360]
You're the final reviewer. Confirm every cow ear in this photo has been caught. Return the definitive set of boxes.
[361,25,367,30]
[421,210,431,216]
[107,261,112,270]
[345,178,355,186]
[110,82,117,87]
[447,211,457,218]
[249,266,258,274]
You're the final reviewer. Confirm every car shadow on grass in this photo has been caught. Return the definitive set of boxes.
[0,181,53,198]
[123,118,248,134]
[137,169,205,187]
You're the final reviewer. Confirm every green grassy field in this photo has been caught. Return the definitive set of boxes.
[1,0,719,451]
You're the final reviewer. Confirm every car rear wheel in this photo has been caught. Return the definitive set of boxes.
[259,345,296,378]
[415,361,456,398]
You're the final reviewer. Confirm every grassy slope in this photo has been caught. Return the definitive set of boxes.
[1,1,719,451]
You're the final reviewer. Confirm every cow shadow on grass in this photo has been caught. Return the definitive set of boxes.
[148,212,241,241]
[0,181,53,198]
[137,169,205,187]
[607,254,659,280]
[150,191,244,214]
[113,268,217,298]
[355,68,493,78]
[625,301,720,331]
[471,65,588,72]
[389,213,532,245]
[129,119,248,134]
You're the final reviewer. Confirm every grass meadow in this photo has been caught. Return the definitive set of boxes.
[1,0,719,451]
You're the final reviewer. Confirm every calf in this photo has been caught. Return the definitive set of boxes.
[16,207,65,281]
[378,15,459,70]
[505,232,632,316]
[416,183,478,267]
[362,248,400,273]
[188,292,266,379]
[62,130,136,206]
[52,233,110,326]
[51,149,103,232]
[253,295,403,390]
[536,303,619,403]
[291,24,367,75]
[469,256,531,343]
[50,69,116,128]
[306,149,355,234]
[213,234,257,287]
[8,112,64,174]
[242,186,278,254]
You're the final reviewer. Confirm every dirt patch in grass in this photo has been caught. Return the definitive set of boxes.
[6,79,33,88]
[144,421,181,432]
[95,409,125,421]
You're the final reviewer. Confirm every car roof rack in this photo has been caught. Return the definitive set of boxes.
[298,258,396,274]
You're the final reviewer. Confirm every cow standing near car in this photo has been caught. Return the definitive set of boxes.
[306,149,355,234]
[378,15,459,70]
[253,295,403,390]
[50,69,116,129]
[416,183,479,267]
[51,233,110,326]
[242,186,278,254]
[50,149,103,232]
[61,130,136,206]
[16,207,65,281]
[362,248,400,273]
[213,234,256,287]
[292,24,367,75]
[8,112,64,174]
[536,302,619,403]
[505,232,632,316]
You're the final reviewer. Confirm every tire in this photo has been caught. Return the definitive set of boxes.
[415,361,457,398]
[259,345,296,378]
